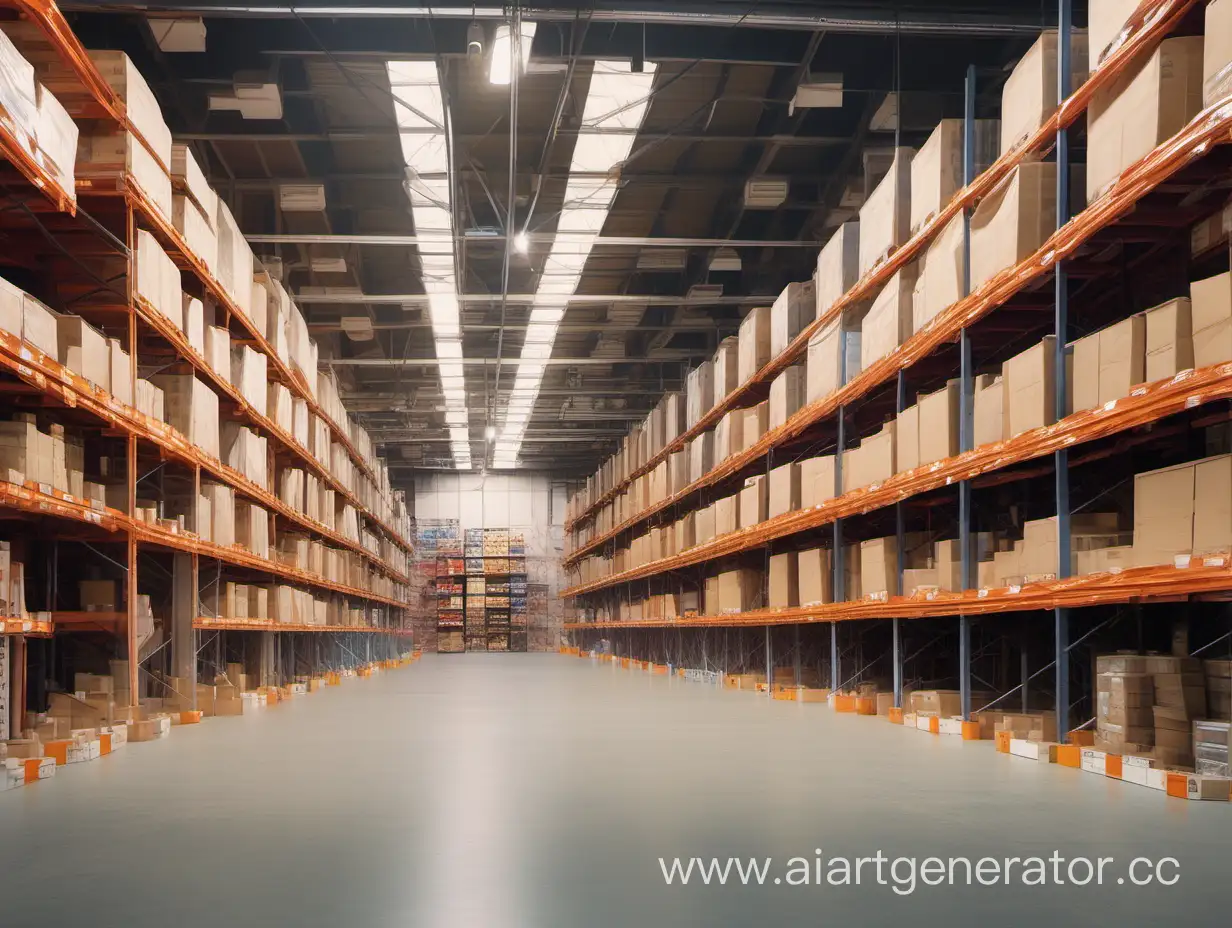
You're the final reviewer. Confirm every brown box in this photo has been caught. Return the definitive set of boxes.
[1132,460,1195,567]
[770,280,815,357]
[912,213,965,333]
[769,365,805,430]
[1069,330,1100,414]
[896,404,920,473]
[814,222,860,317]
[1000,30,1090,155]
[1005,336,1056,437]
[713,337,740,402]
[56,315,109,388]
[1194,455,1232,555]
[79,580,117,612]
[715,410,742,462]
[846,422,897,492]
[767,462,801,519]
[918,381,959,466]
[738,305,772,384]
[1087,37,1204,202]
[797,547,832,606]
[902,567,939,595]
[1192,272,1232,369]
[858,147,913,276]
[973,373,1006,445]
[911,690,963,718]
[910,119,998,234]
[1097,313,1146,404]
[768,552,799,608]
[717,568,762,614]
[860,537,898,598]
[742,401,769,452]
[739,475,768,530]
[696,504,717,544]
[800,455,836,508]
[151,374,220,459]
[1206,0,1232,105]
[861,266,916,370]
[970,162,1057,292]
[714,494,739,536]
[1144,297,1194,382]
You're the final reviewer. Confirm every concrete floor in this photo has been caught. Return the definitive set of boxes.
[0,654,1227,927]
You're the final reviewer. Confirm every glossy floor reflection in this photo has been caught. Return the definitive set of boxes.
[1,653,1227,927]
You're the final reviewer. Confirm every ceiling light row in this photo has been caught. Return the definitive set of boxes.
[492,60,657,469]
[387,60,471,469]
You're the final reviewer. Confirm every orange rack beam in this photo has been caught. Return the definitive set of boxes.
[565,91,1232,569]
[564,0,1199,535]
[565,557,1232,630]
[193,618,411,635]
[1,616,53,636]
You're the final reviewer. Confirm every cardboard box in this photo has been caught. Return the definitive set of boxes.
[688,432,714,484]
[771,280,814,356]
[918,381,959,466]
[713,337,740,402]
[715,410,741,462]
[845,422,896,492]
[902,567,938,595]
[1087,37,1204,202]
[1089,0,1143,71]
[860,265,916,370]
[106,338,133,407]
[739,475,768,530]
[1191,272,1232,369]
[1004,336,1056,437]
[896,404,920,473]
[768,551,799,608]
[1194,455,1232,555]
[1132,459,1195,567]
[767,462,801,519]
[685,359,715,426]
[717,568,762,614]
[1205,0,1232,105]
[815,222,860,318]
[741,401,769,452]
[860,537,898,598]
[674,513,696,552]
[970,162,1057,292]
[696,504,716,544]
[912,213,965,333]
[738,305,772,384]
[20,294,58,357]
[973,373,1006,445]
[1000,30,1090,155]
[768,365,805,430]
[715,494,739,536]
[934,539,963,591]
[797,547,832,605]
[1069,330,1100,414]
[910,119,998,233]
[800,455,836,508]
[55,315,108,388]
[1144,297,1194,382]
[1097,313,1145,404]
[858,147,913,276]
[150,374,220,459]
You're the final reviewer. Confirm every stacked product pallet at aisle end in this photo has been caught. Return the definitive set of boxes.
[485,528,511,651]
[511,532,528,652]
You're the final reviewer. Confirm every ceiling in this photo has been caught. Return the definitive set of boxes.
[63,0,1076,482]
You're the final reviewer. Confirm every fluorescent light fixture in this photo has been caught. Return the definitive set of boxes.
[492,60,657,468]
[388,59,470,466]
[513,231,529,253]
[485,425,497,440]
[489,21,536,86]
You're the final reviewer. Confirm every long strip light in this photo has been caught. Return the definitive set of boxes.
[490,21,536,85]
[491,60,657,469]
[387,60,472,469]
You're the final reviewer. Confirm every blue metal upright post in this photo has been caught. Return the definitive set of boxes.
[957,63,977,721]
[1054,0,1074,742]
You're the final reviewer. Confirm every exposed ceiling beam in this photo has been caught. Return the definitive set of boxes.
[297,292,768,305]
[252,233,824,247]
[68,3,1051,36]
[177,130,850,145]
[310,321,723,333]
[325,355,703,367]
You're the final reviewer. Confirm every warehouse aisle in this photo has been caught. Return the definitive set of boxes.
[0,656,1226,927]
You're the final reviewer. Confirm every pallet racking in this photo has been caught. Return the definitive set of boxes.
[563,0,1232,741]
[0,2,414,731]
